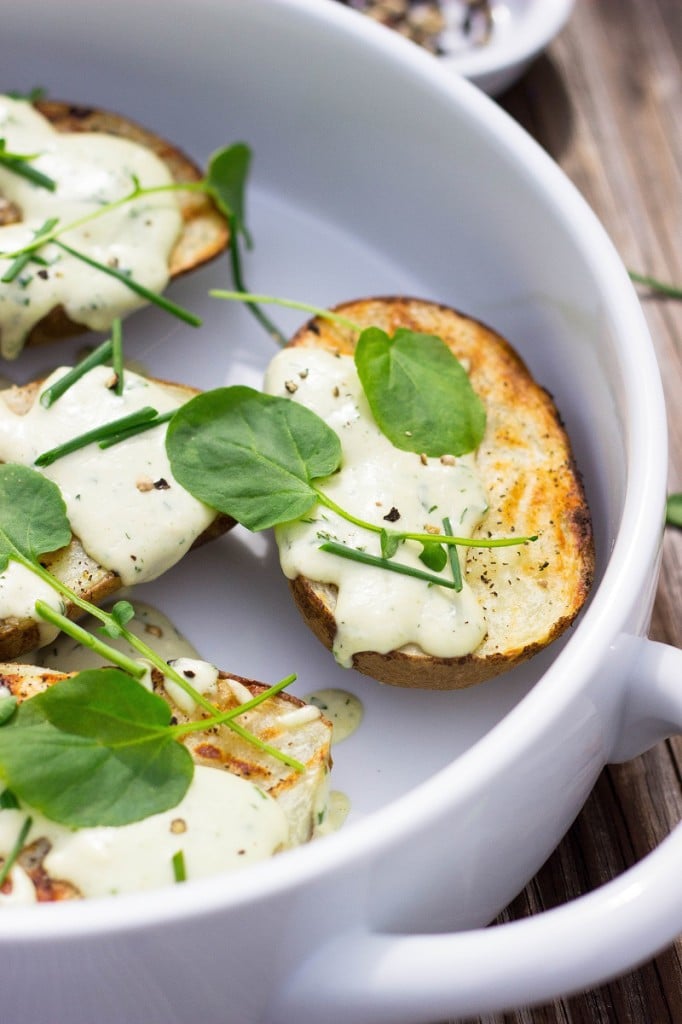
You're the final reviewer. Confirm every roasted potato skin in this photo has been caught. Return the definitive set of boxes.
[283,296,595,690]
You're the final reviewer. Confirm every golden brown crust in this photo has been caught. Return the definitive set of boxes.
[285,296,595,690]
[1,99,229,349]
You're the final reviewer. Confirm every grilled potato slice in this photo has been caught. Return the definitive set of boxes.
[0,98,229,350]
[0,661,332,901]
[277,296,594,689]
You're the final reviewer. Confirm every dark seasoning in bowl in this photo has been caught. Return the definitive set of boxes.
[336,0,494,54]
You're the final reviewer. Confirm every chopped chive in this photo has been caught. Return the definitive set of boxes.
[443,516,463,592]
[98,409,174,450]
[35,406,159,466]
[1,251,34,284]
[319,540,460,590]
[172,849,187,884]
[0,149,56,192]
[111,318,124,396]
[0,816,33,888]
[40,338,114,408]
[1,216,60,283]
[629,271,682,300]
[54,240,202,327]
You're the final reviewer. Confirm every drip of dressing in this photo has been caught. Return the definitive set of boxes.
[305,688,363,744]
[0,365,215,646]
[0,95,181,359]
[0,766,289,903]
[264,347,489,665]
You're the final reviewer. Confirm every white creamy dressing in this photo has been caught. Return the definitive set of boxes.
[264,348,489,665]
[305,688,363,744]
[0,766,289,902]
[0,95,182,359]
[0,363,215,647]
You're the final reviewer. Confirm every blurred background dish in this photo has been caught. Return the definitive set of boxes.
[336,0,576,94]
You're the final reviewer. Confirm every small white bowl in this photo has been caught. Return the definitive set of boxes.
[441,0,576,94]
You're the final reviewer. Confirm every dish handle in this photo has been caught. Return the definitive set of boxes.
[268,637,682,1023]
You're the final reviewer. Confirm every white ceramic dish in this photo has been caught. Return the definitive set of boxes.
[441,0,576,95]
[2,1,681,1022]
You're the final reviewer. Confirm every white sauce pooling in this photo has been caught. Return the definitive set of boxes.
[305,688,363,744]
[0,364,215,604]
[0,766,289,902]
[0,95,182,359]
[264,348,489,666]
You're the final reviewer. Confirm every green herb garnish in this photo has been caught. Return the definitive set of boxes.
[0,815,32,888]
[166,386,535,592]
[629,271,682,300]
[172,849,187,883]
[39,336,115,408]
[0,138,56,191]
[354,326,486,456]
[319,540,463,589]
[0,140,258,331]
[443,516,463,592]
[0,464,303,826]
[666,493,682,528]
[35,406,160,466]
[54,240,202,327]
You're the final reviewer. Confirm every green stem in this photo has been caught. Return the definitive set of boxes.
[34,600,145,679]
[210,289,361,337]
[39,337,114,408]
[35,406,159,466]
[320,540,461,590]
[629,271,682,299]
[24,551,302,768]
[313,487,536,549]
[53,240,202,327]
[111,318,124,396]
[223,230,289,346]
[0,180,205,261]
[443,516,463,592]
[0,815,32,888]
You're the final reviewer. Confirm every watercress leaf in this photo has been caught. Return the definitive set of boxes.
[0,696,17,725]
[354,326,486,457]
[0,788,19,809]
[206,143,252,245]
[0,464,71,571]
[102,599,136,639]
[419,539,448,572]
[0,669,193,827]
[380,529,402,559]
[666,493,682,528]
[166,386,342,531]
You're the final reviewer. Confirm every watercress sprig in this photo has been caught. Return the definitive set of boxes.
[0,667,301,828]
[166,386,534,593]
[0,463,303,779]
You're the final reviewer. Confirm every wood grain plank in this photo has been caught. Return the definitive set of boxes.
[454,0,682,1019]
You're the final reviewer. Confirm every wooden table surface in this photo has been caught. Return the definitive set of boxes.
[461,0,682,1020]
